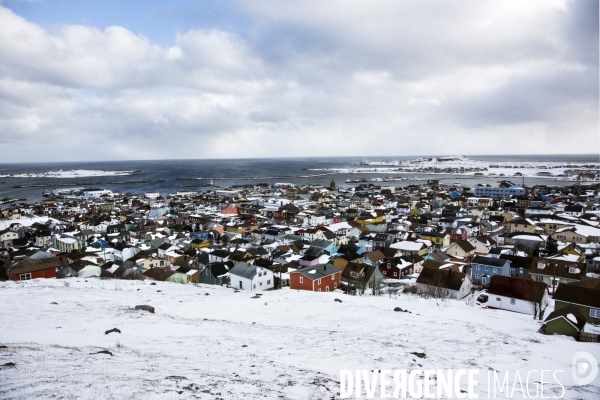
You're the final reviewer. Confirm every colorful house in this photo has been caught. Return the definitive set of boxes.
[289,263,341,292]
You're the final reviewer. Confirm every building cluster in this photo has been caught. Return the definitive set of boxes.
[1,179,600,340]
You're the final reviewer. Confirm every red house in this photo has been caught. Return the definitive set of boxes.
[450,228,468,243]
[379,258,414,280]
[289,264,341,292]
[6,257,68,281]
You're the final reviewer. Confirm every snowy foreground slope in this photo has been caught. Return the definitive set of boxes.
[0,279,598,399]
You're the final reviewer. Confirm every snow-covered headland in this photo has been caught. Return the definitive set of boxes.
[0,278,597,399]
[0,169,139,178]
[310,156,600,181]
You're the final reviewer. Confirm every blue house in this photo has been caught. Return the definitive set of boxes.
[309,239,339,256]
[471,256,511,285]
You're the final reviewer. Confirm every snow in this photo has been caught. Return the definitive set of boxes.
[0,169,137,178]
[0,216,53,230]
[0,278,598,399]
[307,156,600,180]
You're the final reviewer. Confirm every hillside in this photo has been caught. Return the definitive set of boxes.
[0,279,598,399]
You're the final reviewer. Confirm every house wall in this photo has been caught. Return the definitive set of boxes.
[231,270,274,291]
[545,318,578,337]
[231,275,253,291]
[554,300,600,325]
[471,262,509,285]
[289,273,314,291]
[487,294,534,314]
[289,272,340,292]
[8,267,56,281]
[313,273,340,292]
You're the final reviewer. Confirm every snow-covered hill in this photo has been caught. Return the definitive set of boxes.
[0,279,598,399]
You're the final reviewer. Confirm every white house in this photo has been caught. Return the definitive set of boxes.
[229,262,274,291]
[486,275,548,315]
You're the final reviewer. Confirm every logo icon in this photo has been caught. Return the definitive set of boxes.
[572,351,598,386]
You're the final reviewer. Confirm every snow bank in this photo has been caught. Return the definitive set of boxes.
[0,278,596,399]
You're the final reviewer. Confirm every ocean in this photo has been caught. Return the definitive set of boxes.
[0,154,598,203]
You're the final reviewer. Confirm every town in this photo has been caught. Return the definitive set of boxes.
[1,178,600,341]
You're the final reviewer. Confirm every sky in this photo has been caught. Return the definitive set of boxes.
[0,0,598,162]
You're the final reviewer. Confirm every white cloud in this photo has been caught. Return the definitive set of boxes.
[0,1,597,162]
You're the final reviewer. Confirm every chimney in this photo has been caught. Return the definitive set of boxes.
[323,264,326,271]
[448,269,452,276]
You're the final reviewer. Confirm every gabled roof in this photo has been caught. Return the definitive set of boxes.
[553,280,600,308]
[205,262,233,278]
[471,256,509,268]
[544,306,587,331]
[290,263,340,280]
[499,254,533,270]
[143,267,177,281]
[228,261,257,279]
[487,275,547,302]
[341,262,377,284]
[8,256,69,275]
[452,240,475,253]
[416,267,467,291]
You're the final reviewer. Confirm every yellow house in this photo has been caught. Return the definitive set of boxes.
[419,232,450,248]
[190,239,211,250]
[445,240,476,260]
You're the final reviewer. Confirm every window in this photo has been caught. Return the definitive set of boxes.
[510,299,516,305]
[334,283,337,288]
[259,282,262,286]
[318,288,321,292]
[253,284,256,289]
[332,275,335,280]
[318,278,321,284]
[20,273,31,280]
[474,274,480,279]
[484,267,488,272]
[267,280,270,285]
[590,309,600,319]
[496,297,501,301]
[300,277,303,284]
[393,272,397,277]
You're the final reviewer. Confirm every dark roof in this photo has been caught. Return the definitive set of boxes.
[341,262,377,285]
[471,256,509,268]
[229,262,257,279]
[211,249,231,258]
[143,267,177,281]
[499,254,533,270]
[544,306,587,331]
[487,275,547,302]
[416,267,468,291]
[530,257,586,280]
[453,240,475,253]
[8,256,69,275]
[206,262,232,278]
[290,263,340,280]
[553,280,600,308]
[422,259,450,270]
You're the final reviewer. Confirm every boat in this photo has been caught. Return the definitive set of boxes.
[43,190,51,197]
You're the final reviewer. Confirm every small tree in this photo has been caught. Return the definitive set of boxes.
[546,236,558,257]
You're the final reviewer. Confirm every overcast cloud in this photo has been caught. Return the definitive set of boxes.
[0,0,597,162]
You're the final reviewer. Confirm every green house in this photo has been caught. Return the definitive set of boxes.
[544,306,587,338]
[553,280,600,325]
